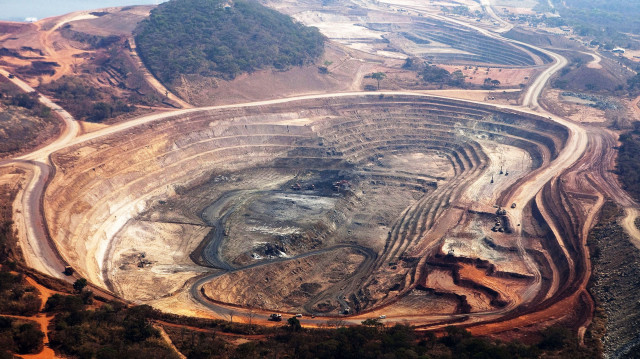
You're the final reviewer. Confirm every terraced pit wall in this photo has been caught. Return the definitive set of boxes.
[43,95,568,313]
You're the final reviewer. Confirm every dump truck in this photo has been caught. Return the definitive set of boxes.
[269,313,282,321]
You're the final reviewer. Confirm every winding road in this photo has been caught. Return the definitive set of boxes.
[0,67,78,280]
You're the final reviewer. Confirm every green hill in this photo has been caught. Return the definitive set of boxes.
[135,0,325,84]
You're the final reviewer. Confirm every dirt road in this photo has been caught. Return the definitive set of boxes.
[9,161,67,278]
[479,0,513,33]
[127,37,193,109]
[583,51,603,69]
[0,69,78,280]
[190,243,376,321]
[622,208,640,249]
[3,276,63,359]
[37,12,98,83]
[632,95,640,120]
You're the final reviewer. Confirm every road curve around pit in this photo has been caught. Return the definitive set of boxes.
[0,68,79,280]
[479,0,513,33]
[189,244,377,320]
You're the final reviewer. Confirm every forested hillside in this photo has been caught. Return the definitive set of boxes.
[135,0,325,84]
[552,0,640,47]
[617,122,640,201]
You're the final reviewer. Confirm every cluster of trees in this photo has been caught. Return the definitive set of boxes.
[483,78,501,89]
[551,0,640,49]
[0,185,45,358]
[167,316,595,359]
[440,5,480,18]
[0,196,13,266]
[0,317,44,356]
[0,83,55,156]
[0,83,51,118]
[628,72,640,93]
[61,26,122,50]
[616,122,640,201]
[23,281,596,359]
[135,0,326,84]
[41,77,135,122]
[420,64,466,87]
[0,184,40,319]
[9,92,38,109]
[0,272,41,316]
[48,299,179,358]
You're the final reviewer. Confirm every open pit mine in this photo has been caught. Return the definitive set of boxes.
[39,92,597,332]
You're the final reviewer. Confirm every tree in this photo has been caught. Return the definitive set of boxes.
[371,72,386,90]
[89,102,112,122]
[11,93,38,109]
[361,318,383,327]
[450,70,466,87]
[247,307,256,328]
[39,105,51,118]
[287,317,302,331]
[628,72,640,91]
[326,319,346,328]
[123,308,155,342]
[227,309,235,323]
[402,57,414,69]
[73,278,87,293]
[483,78,500,89]
[14,323,44,354]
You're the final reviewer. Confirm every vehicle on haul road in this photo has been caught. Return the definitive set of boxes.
[269,313,282,321]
